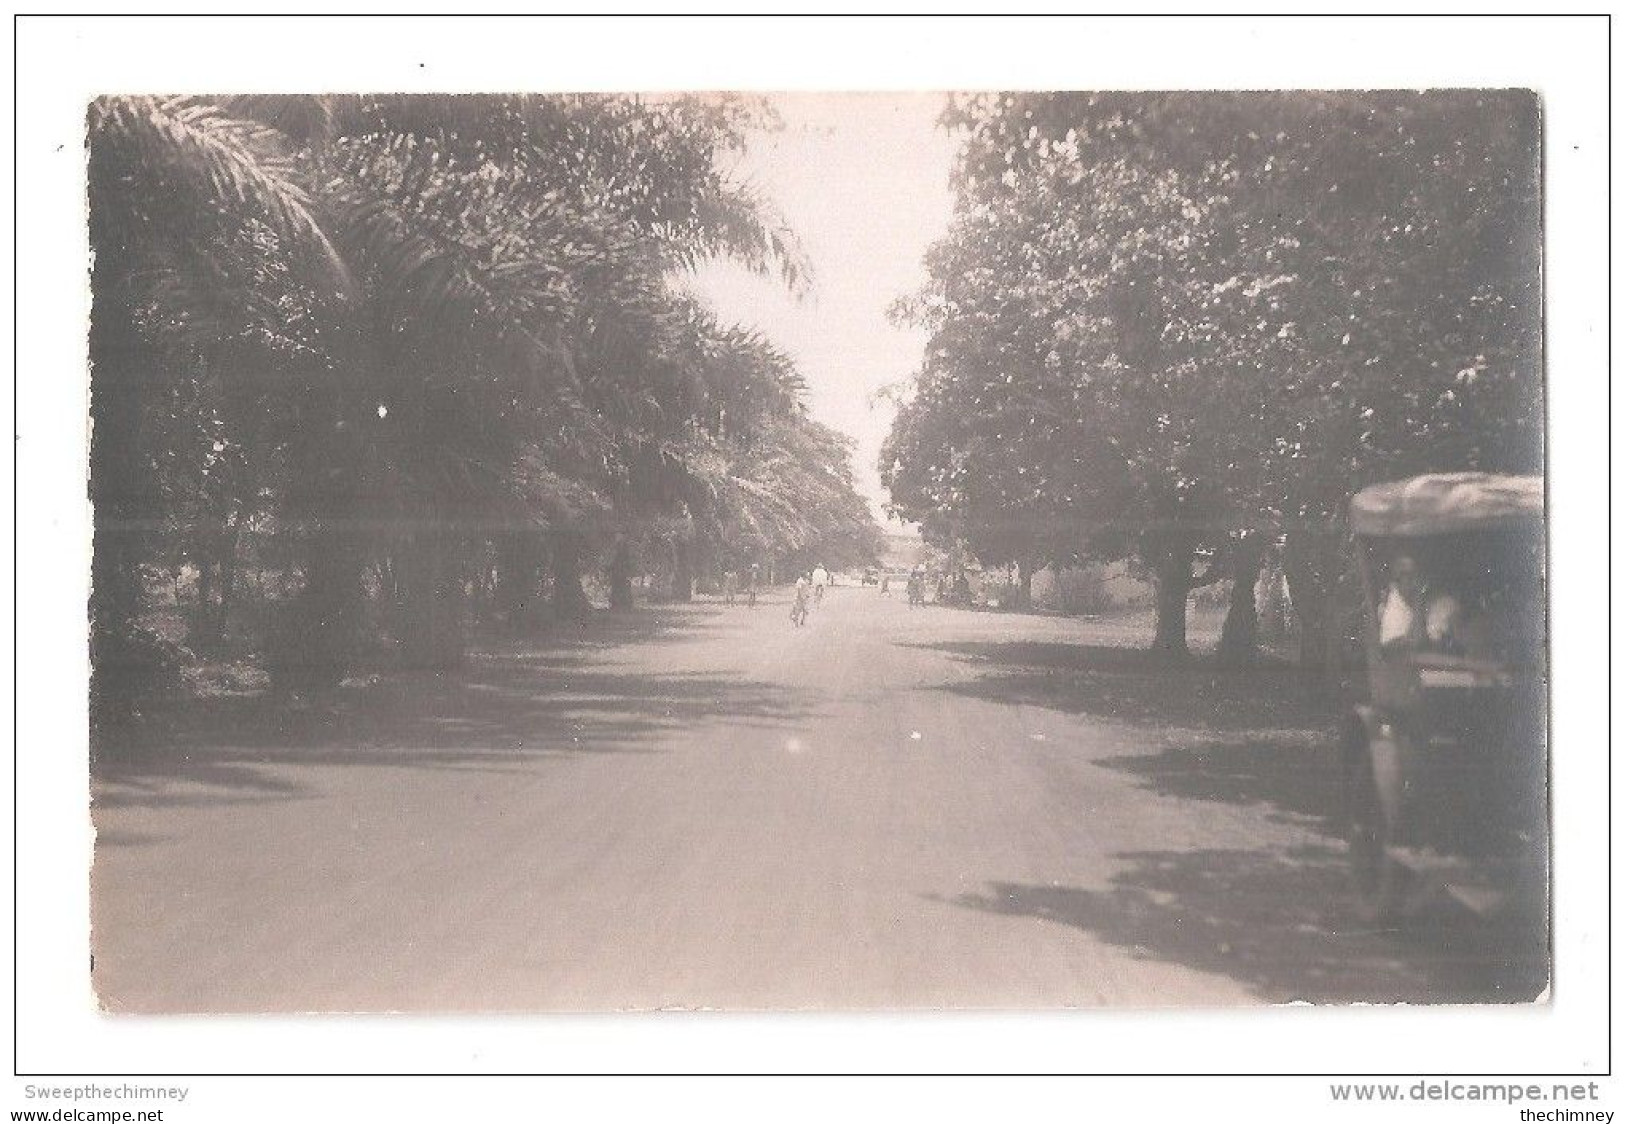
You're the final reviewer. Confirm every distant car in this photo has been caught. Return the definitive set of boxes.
[861,568,879,586]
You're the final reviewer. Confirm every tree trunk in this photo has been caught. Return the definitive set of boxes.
[399,521,466,671]
[692,533,716,596]
[1257,549,1289,642]
[214,529,238,649]
[192,555,215,651]
[1149,541,1194,659]
[88,292,151,734]
[671,539,694,603]
[1282,552,1326,670]
[608,538,634,610]
[1281,529,1342,675]
[272,387,367,696]
[551,529,591,622]
[188,521,239,654]
[278,505,366,696]
[1018,559,1036,609]
[1217,532,1267,666]
[1320,551,1359,688]
[496,528,542,633]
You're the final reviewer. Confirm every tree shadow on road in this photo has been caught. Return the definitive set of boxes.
[478,603,730,659]
[909,637,1343,835]
[937,845,1548,1005]
[96,607,816,808]
[907,639,1339,734]
[913,639,1547,1005]
[1094,738,1342,835]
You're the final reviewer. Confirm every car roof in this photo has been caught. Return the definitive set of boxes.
[1350,472,1543,537]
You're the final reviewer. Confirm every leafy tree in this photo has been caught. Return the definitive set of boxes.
[887,92,1541,661]
[87,96,339,724]
[88,92,878,732]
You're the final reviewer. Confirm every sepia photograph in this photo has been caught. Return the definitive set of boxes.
[9,11,1613,1109]
[83,86,1549,1014]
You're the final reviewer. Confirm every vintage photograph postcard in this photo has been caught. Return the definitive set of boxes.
[83,88,1549,1014]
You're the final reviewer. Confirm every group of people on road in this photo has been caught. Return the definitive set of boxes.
[717,562,837,626]
[723,560,988,627]
[790,564,831,627]
[722,564,760,609]
[905,568,925,608]
[889,566,971,609]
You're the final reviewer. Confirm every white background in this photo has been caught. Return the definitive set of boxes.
[5,10,1613,1120]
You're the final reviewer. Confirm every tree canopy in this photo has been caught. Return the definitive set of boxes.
[88,93,880,729]
[884,91,1541,658]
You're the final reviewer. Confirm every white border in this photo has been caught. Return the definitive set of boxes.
[7,9,1612,1102]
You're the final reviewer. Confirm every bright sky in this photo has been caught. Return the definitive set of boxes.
[684,93,960,527]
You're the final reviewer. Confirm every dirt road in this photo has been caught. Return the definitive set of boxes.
[91,586,1545,1012]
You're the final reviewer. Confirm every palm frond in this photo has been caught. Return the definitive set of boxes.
[679,179,812,295]
[90,96,345,283]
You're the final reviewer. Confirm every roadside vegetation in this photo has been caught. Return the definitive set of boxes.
[882,92,1542,667]
[89,94,883,742]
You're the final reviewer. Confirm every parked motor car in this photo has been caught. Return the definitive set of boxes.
[1340,472,1545,925]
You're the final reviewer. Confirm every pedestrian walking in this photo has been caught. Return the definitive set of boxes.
[791,572,811,627]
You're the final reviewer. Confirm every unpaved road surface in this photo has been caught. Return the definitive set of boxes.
[92,588,1545,1012]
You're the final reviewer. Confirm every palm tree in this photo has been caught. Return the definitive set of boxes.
[88,92,826,708]
[87,96,336,732]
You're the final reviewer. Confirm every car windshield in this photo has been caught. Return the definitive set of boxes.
[1368,529,1544,666]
